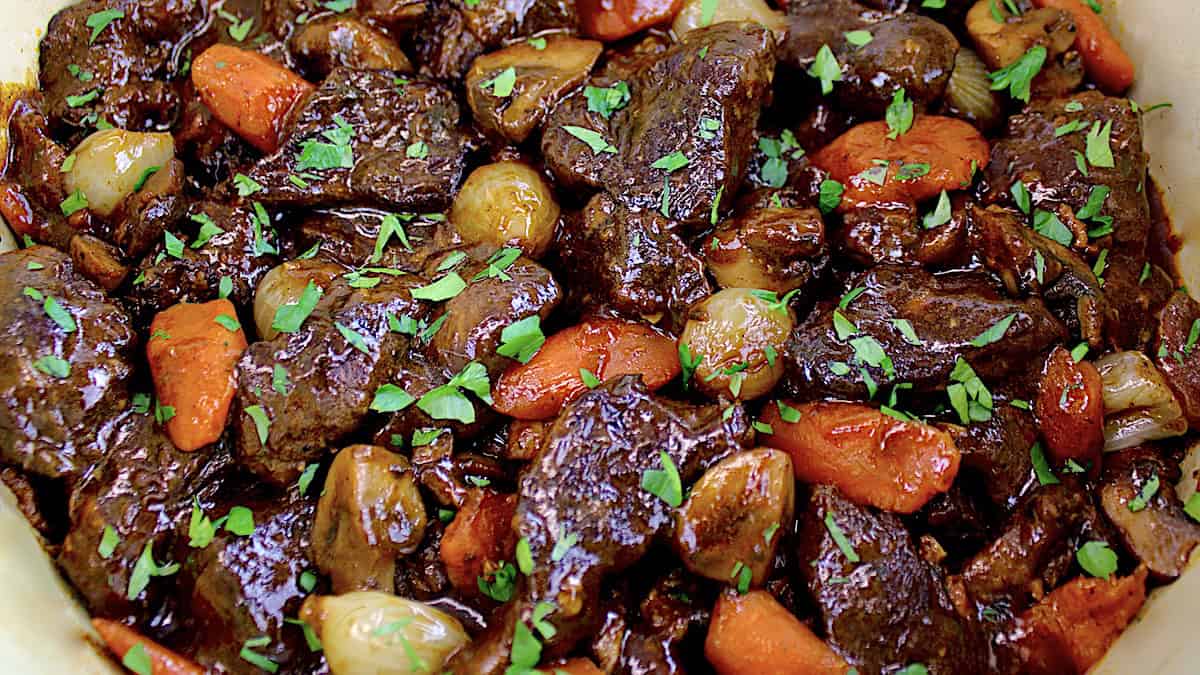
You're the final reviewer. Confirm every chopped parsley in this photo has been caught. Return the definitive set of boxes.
[651,151,690,173]
[641,450,683,508]
[845,30,873,47]
[824,512,860,563]
[33,355,70,378]
[86,9,124,43]
[922,190,952,229]
[1076,540,1118,579]
[970,313,1017,347]
[60,190,89,216]
[562,125,616,154]
[808,45,843,95]
[370,384,415,413]
[679,342,702,389]
[417,361,491,424]
[127,541,180,600]
[496,315,546,364]
[271,281,323,333]
[988,45,1046,102]
[412,272,467,301]
[478,561,517,602]
[1127,474,1160,512]
[480,66,517,97]
[1033,209,1073,247]
[885,88,914,139]
[1031,442,1059,486]
[296,115,355,172]
[234,173,265,197]
[245,404,271,444]
[98,525,120,558]
[1085,120,1115,168]
[585,82,631,119]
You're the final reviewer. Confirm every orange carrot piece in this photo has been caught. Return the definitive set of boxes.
[192,44,314,154]
[1033,0,1134,93]
[811,115,989,211]
[147,299,248,451]
[1013,566,1148,674]
[705,590,850,675]
[759,401,960,513]
[492,319,681,420]
[440,489,518,594]
[1036,346,1104,472]
[92,618,204,675]
[578,0,684,41]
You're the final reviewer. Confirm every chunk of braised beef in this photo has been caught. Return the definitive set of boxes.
[445,377,752,670]
[967,203,1113,347]
[0,247,137,484]
[38,0,201,141]
[955,480,1116,615]
[1098,446,1200,580]
[835,14,959,118]
[617,569,710,674]
[952,399,1040,512]
[112,158,189,260]
[393,519,453,601]
[797,485,987,674]
[290,15,414,79]
[244,68,472,212]
[839,202,923,265]
[293,208,445,272]
[180,495,321,673]
[543,23,777,226]
[1154,292,1200,429]
[778,0,877,70]
[409,0,577,80]
[430,255,562,376]
[784,265,1067,399]
[58,413,227,624]
[234,274,429,486]
[124,202,280,322]
[980,92,1150,346]
[0,96,77,248]
[559,192,710,328]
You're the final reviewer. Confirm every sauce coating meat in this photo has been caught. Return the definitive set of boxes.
[0,0,1193,673]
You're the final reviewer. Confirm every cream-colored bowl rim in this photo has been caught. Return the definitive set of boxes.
[0,1,1196,673]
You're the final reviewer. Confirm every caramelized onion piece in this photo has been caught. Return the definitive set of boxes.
[1096,350,1187,452]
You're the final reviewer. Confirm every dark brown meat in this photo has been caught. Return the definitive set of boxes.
[446,376,752,670]
[182,496,320,674]
[1098,447,1200,581]
[410,0,577,80]
[112,158,189,260]
[836,14,959,117]
[0,247,137,483]
[290,15,414,79]
[953,400,1040,512]
[559,192,710,327]
[784,265,1067,399]
[980,92,1149,346]
[542,23,777,226]
[38,0,201,141]
[956,480,1115,614]
[57,413,226,623]
[967,203,1113,347]
[430,256,562,377]
[778,0,878,70]
[125,202,280,321]
[0,96,79,249]
[244,68,472,212]
[233,274,429,486]
[1155,292,1200,429]
[797,485,986,674]
[294,208,444,272]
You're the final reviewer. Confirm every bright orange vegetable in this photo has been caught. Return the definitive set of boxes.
[1033,0,1134,93]
[492,318,681,420]
[1036,346,1104,472]
[760,401,960,513]
[440,489,518,595]
[578,0,685,41]
[1013,566,1148,674]
[192,44,314,154]
[811,115,989,211]
[92,618,204,675]
[705,590,850,675]
[146,299,248,452]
